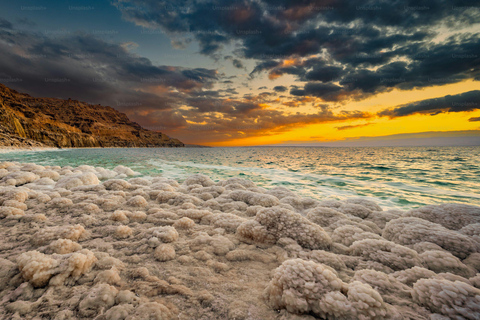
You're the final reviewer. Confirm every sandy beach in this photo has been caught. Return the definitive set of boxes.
[0,160,479,319]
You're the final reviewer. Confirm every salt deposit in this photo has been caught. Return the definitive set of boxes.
[0,160,479,319]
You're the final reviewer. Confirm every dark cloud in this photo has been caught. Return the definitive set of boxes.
[304,65,344,82]
[224,55,245,69]
[0,21,223,133]
[290,82,343,101]
[112,0,479,103]
[273,86,287,92]
[379,90,480,118]
[469,117,480,122]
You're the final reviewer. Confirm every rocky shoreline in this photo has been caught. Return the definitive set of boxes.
[0,161,479,319]
[0,83,184,148]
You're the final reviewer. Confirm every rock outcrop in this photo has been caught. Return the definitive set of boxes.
[0,83,184,148]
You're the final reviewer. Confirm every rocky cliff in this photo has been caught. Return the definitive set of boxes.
[0,83,183,148]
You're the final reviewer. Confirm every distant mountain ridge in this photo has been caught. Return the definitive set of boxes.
[0,83,183,148]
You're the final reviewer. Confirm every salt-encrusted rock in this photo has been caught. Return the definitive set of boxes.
[237,207,332,250]
[229,190,280,207]
[1,171,38,186]
[184,174,215,187]
[94,267,122,285]
[413,278,480,319]
[47,239,82,254]
[383,217,480,259]
[32,224,88,246]
[351,239,422,271]
[202,212,246,232]
[391,267,437,287]
[55,172,100,190]
[17,249,96,287]
[103,179,132,191]
[126,195,148,207]
[152,226,179,243]
[404,203,480,230]
[345,198,383,212]
[352,269,412,300]
[332,225,382,246]
[113,165,138,176]
[78,283,119,317]
[173,217,195,229]
[115,225,133,239]
[0,206,24,218]
[420,250,475,278]
[2,160,480,320]
[189,232,235,256]
[126,302,173,320]
[337,202,372,219]
[154,244,176,262]
[264,259,389,319]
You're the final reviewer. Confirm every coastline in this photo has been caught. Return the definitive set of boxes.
[0,160,479,319]
[0,146,59,154]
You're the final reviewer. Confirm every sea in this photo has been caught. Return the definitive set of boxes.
[1,146,479,210]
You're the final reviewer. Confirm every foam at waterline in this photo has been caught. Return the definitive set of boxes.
[3,147,480,210]
[1,160,479,319]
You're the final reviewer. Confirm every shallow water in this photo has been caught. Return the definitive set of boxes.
[1,146,479,210]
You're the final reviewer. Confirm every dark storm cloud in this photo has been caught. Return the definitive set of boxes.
[304,65,344,82]
[469,117,480,122]
[0,21,225,132]
[0,27,218,101]
[273,86,287,92]
[113,0,479,100]
[290,82,343,101]
[379,90,480,118]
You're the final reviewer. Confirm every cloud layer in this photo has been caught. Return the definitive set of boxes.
[1,1,479,144]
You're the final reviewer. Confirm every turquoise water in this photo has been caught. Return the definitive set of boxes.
[1,146,479,210]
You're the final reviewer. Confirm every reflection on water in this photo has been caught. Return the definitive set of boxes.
[1,146,479,210]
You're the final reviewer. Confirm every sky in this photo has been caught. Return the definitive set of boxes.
[0,0,479,146]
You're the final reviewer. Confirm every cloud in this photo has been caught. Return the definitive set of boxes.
[113,0,479,96]
[273,86,287,92]
[336,123,373,131]
[224,55,245,69]
[170,105,372,143]
[290,82,344,101]
[469,117,480,122]
[111,0,479,108]
[378,90,480,118]
[0,22,222,133]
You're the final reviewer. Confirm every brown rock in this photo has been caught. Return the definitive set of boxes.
[0,83,184,148]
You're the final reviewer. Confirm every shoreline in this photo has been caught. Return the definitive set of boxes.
[0,160,479,319]
[0,146,59,154]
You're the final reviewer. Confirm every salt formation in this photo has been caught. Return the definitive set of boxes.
[264,259,389,319]
[413,278,480,319]
[237,207,332,249]
[0,160,479,319]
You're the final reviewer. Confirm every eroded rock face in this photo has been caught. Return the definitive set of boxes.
[0,83,184,148]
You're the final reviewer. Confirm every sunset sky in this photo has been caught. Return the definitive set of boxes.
[0,0,479,146]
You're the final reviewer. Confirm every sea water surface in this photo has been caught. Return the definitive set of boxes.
[1,146,479,210]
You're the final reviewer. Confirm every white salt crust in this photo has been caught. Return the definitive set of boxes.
[0,161,479,319]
